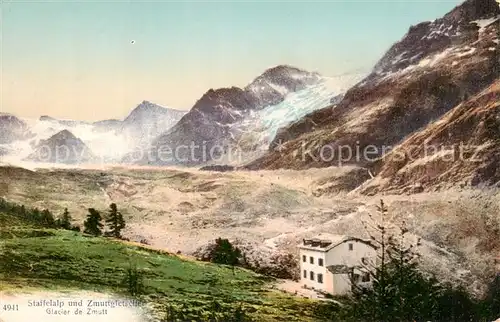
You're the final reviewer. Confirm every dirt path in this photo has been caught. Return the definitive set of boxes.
[274,279,323,299]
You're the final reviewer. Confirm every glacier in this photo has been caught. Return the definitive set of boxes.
[230,73,366,156]
[0,118,132,166]
[0,72,365,168]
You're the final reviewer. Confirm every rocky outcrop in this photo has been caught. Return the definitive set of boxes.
[193,239,299,280]
[245,65,321,107]
[246,0,500,193]
[311,166,373,196]
[199,165,235,172]
[26,130,95,164]
[134,65,321,165]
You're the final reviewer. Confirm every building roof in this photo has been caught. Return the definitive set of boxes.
[298,234,377,252]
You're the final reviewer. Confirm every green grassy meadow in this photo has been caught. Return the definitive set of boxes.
[0,209,327,321]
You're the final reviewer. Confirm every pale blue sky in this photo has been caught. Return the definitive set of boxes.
[2,0,462,121]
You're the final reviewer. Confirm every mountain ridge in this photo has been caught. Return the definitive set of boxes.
[245,0,499,191]
[0,113,33,144]
[133,65,322,165]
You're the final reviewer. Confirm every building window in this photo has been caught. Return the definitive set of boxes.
[317,273,323,283]
[302,255,306,262]
[310,271,315,281]
[303,270,307,278]
[310,256,314,264]
[318,258,324,266]
[348,243,354,251]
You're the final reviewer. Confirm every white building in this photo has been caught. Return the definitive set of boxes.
[298,234,377,295]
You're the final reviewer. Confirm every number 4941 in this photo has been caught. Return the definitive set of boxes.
[3,304,19,311]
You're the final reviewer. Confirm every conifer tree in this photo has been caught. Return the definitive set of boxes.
[210,238,242,274]
[105,203,125,238]
[58,208,72,230]
[40,209,56,227]
[20,205,26,218]
[345,199,478,322]
[482,274,500,320]
[83,208,103,236]
[31,208,41,223]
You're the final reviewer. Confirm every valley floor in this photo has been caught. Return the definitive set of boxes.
[0,163,499,295]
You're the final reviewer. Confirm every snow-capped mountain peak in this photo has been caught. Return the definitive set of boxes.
[0,100,187,165]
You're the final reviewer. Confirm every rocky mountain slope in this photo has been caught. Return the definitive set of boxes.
[361,79,500,194]
[25,129,95,164]
[0,113,32,144]
[246,0,499,193]
[136,65,321,166]
[119,100,186,149]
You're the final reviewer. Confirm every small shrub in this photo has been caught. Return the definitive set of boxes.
[71,225,81,232]
[161,301,254,321]
[209,238,242,274]
[123,264,144,296]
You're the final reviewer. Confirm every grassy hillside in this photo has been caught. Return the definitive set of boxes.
[0,205,325,321]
